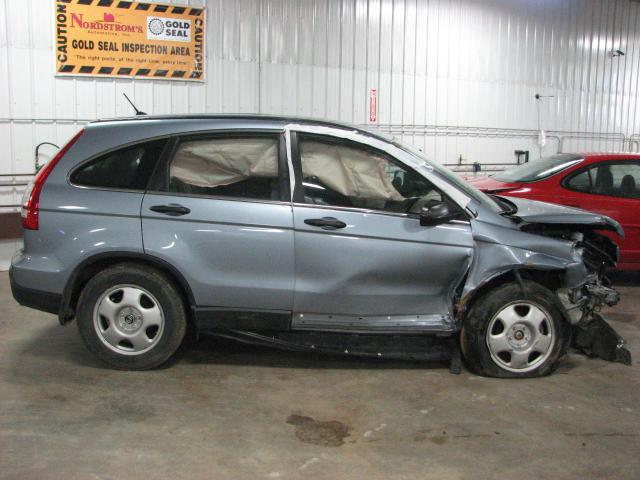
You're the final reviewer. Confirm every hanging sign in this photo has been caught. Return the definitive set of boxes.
[54,0,206,81]
[369,88,378,123]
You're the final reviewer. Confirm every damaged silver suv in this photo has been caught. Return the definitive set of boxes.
[10,115,631,377]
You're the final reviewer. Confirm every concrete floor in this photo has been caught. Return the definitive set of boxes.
[1,272,639,480]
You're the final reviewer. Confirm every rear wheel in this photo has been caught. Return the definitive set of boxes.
[76,263,187,370]
[461,280,567,378]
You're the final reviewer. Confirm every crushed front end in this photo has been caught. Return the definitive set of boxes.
[522,225,631,366]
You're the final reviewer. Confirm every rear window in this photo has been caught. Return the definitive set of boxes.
[71,139,167,191]
[493,154,583,183]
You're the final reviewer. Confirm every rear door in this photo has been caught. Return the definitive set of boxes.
[288,129,473,333]
[141,131,295,314]
[562,160,640,267]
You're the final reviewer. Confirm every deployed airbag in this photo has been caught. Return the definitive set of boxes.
[170,137,278,188]
[300,140,404,201]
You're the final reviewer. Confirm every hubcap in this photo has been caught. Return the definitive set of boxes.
[486,301,555,373]
[93,285,165,356]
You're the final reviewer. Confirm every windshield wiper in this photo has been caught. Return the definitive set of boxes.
[490,194,518,215]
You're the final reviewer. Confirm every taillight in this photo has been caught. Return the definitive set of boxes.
[21,129,84,230]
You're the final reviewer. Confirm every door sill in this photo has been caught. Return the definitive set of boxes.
[291,312,455,334]
[194,308,456,334]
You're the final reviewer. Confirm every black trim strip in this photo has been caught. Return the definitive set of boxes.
[278,134,291,202]
[290,131,305,203]
[195,308,291,331]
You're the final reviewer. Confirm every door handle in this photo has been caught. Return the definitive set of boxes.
[304,217,347,230]
[150,204,191,216]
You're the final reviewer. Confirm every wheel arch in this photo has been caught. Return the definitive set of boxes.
[457,267,569,324]
[59,252,196,325]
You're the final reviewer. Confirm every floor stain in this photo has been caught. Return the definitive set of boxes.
[286,414,350,447]
[429,436,448,445]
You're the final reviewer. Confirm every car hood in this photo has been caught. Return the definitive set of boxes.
[498,195,624,237]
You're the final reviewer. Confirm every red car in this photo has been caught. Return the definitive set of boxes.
[468,153,640,270]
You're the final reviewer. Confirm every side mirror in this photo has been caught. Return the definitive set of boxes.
[420,202,457,226]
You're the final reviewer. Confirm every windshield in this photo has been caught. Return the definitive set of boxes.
[493,154,583,183]
[393,140,504,214]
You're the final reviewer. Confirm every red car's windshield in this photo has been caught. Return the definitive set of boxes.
[493,154,584,183]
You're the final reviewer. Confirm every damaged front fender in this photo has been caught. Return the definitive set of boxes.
[458,219,588,314]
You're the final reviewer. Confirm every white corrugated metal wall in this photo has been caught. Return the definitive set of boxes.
[2,0,640,212]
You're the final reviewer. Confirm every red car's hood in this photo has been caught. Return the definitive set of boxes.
[467,175,521,193]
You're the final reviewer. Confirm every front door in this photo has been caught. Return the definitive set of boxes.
[141,131,295,313]
[289,130,473,333]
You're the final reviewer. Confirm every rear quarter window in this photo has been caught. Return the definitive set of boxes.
[70,139,167,191]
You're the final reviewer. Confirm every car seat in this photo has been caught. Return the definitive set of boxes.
[595,168,613,194]
[620,174,636,198]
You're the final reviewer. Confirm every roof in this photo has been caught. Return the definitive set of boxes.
[578,152,640,159]
[90,114,394,142]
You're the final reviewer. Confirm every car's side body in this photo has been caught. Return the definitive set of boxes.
[468,153,640,270]
[9,116,631,373]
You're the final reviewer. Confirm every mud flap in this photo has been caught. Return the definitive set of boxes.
[572,314,632,366]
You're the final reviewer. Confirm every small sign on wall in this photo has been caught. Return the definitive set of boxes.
[54,0,206,81]
[368,88,378,123]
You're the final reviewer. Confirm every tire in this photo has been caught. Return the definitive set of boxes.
[76,263,188,370]
[460,280,568,378]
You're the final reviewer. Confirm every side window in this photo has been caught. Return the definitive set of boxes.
[167,136,282,201]
[564,169,592,193]
[71,139,166,191]
[564,162,640,199]
[297,134,446,214]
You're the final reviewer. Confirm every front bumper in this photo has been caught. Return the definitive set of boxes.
[572,314,632,366]
[9,266,61,315]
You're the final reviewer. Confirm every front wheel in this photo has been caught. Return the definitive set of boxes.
[76,263,188,370]
[461,280,567,378]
